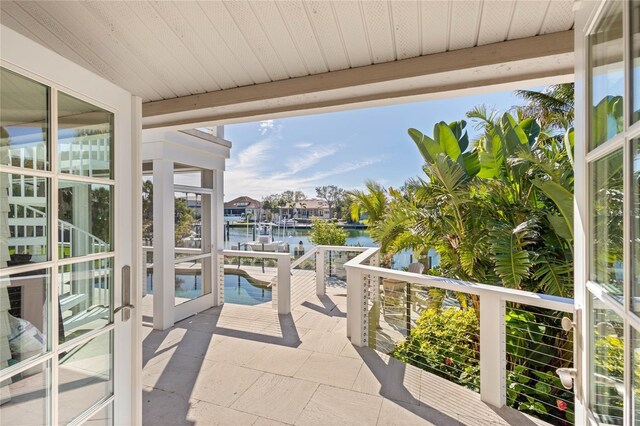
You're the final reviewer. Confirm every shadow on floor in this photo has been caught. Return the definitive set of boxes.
[355,346,462,425]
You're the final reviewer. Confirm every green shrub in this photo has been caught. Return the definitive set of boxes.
[392,307,480,391]
[392,306,576,425]
[308,217,347,246]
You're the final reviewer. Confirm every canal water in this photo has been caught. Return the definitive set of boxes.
[223,225,413,269]
[146,225,434,305]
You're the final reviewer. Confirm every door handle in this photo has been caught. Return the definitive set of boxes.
[114,265,134,322]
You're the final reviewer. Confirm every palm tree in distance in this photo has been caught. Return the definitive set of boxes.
[514,83,574,130]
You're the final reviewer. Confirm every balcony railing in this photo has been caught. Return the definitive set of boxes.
[342,247,575,425]
[219,249,291,314]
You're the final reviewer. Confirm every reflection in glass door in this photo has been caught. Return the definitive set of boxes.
[0,67,118,425]
[582,1,640,424]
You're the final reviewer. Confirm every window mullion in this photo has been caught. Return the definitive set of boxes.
[49,86,59,426]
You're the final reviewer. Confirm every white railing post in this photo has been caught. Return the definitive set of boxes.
[277,255,291,315]
[316,246,325,296]
[479,293,506,408]
[346,266,368,346]
[216,254,225,306]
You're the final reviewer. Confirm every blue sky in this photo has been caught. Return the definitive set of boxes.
[224,89,532,200]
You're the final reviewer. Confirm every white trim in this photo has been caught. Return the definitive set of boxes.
[56,251,115,267]
[70,396,114,426]
[58,324,116,353]
[585,132,625,162]
[173,184,214,195]
[0,261,53,277]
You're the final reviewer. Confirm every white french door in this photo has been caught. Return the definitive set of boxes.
[0,27,137,426]
[576,1,640,425]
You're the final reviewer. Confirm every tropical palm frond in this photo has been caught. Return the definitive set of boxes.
[490,220,537,289]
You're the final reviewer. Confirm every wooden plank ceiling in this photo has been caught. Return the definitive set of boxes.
[1,0,574,106]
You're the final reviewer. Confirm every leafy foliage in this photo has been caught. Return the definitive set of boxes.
[362,87,583,425]
[141,180,198,245]
[308,217,347,246]
[315,185,347,219]
[393,307,480,391]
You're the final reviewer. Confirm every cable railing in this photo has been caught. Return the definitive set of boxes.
[344,248,575,425]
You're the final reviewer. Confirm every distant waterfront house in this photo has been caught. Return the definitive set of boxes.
[224,196,262,219]
[281,199,331,220]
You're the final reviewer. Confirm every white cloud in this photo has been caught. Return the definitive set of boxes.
[258,119,274,135]
[225,126,380,200]
[284,145,339,175]
[225,152,381,200]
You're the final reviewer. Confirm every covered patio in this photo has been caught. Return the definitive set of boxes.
[0,1,601,425]
[142,287,546,426]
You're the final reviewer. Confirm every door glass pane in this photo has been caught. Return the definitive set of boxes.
[0,269,50,372]
[1,173,49,268]
[174,191,204,254]
[590,299,624,425]
[59,257,113,344]
[590,1,624,148]
[0,360,51,426]
[58,180,112,259]
[591,150,624,297]
[59,331,113,425]
[0,67,49,171]
[632,0,640,123]
[58,92,113,179]
[634,139,640,313]
[175,257,205,305]
[85,402,113,426]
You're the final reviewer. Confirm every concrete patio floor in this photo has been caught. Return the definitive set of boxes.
[142,290,548,426]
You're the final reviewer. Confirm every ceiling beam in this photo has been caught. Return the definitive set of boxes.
[142,30,574,129]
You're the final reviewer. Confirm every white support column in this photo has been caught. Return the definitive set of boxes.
[346,266,367,346]
[201,170,214,307]
[316,247,325,296]
[152,158,174,330]
[277,256,291,315]
[213,169,224,306]
[479,294,506,408]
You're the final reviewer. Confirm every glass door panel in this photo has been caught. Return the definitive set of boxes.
[0,68,49,171]
[1,172,49,267]
[58,331,113,425]
[58,92,113,179]
[583,2,640,424]
[175,258,204,305]
[58,257,113,344]
[589,0,624,148]
[0,360,51,426]
[589,300,624,424]
[0,64,129,426]
[174,188,211,308]
[58,180,112,259]
[591,149,624,297]
[0,270,50,369]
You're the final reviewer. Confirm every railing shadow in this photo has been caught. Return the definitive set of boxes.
[142,304,305,424]
[300,293,346,318]
[352,345,463,425]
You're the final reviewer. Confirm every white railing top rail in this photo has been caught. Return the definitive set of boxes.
[143,246,202,254]
[219,249,292,260]
[291,245,371,269]
[316,245,370,252]
[344,247,574,313]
